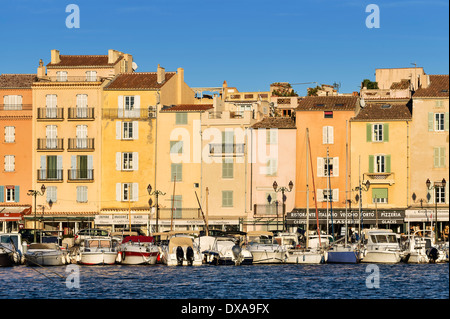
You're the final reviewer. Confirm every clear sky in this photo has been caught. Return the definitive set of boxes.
[0,0,448,95]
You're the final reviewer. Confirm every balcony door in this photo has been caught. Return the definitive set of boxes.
[46,125,57,149]
[76,125,88,149]
[46,95,57,118]
[76,94,88,118]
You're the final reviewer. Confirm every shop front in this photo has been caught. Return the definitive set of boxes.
[0,206,31,233]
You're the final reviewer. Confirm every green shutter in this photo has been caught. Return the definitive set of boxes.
[386,155,391,173]
[372,188,388,200]
[434,148,440,168]
[171,163,182,181]
[439,147,445,168]
[383,123,389,142]
[445,112,449,131]
[428,112,434,131]
[366,123,372,142]
[369,155,374,173]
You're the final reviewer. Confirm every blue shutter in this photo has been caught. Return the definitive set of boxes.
[15,186,20,202]
[0,186,4,202]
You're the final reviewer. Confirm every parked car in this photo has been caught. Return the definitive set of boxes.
[19,229,54,244]
[74,228,110,245]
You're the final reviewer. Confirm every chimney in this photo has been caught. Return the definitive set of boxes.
[177,67,184,104]
[157,64,165,84]
[37,59,46,78]
[51,50,60,64]
[108,49,122,64]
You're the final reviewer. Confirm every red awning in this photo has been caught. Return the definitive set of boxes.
[122,236,154,244]
[0,207,30,221]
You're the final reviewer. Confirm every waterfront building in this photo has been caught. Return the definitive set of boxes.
[407,74,449,237]
[30,49,132,234]
[246,117,297,232]
[349,99,412,233]
[0,73,35,232]
[99,66,197,234]
[291,95,359,235]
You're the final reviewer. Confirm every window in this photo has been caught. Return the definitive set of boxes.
[3,95,22,110]
[222,191,233,207]
[123,183,131,201]
[125,96,135,110]
[369,155,391,173]
[176,113,188,125]
[116,121,138,140]
[266,158,277,176]
[86,71,97,82]
[123,152,134,170]
[324,111,333,118]
[4,126,15,143]
[171,195,182,219]
[76,94,88,118]
[41,155,62,180]
[324,157,333,177]
[323,189,333,202]
[77,186,88,203]
[46,95,57,118]
[5,186,15,202]
[317,189,339,202]
[317,157,339,177]
[46,125,58,149]
[117,183,138,202]
[170,141,183,154]
[266,129,278,145]
[56,71,67,82]
[116,152,138,171]
[434,147,446,168]
[171,163,182,181]
[76,125,88,148]
[435,187,446,204]
[373,124,383,142]
[372,188,388,204]
[222,159,234,178]
[4,155,15,172]
[435,113,444,131]
[123,122,134,139]
[46,186,57,203]
[118,95,140,118]
[375,155,385,173]
[322,126,334,144]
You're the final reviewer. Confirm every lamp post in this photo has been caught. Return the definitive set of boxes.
[147,184,166,233]
[353,179,370,243]
[27,184,46,243]
[426,178,446,242]
[273,180,294,232]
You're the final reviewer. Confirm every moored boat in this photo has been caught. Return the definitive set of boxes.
[274,232,326,264]
[160,234,203,266]
[118,235,159,265]
[246,231,287,264]
[24,243,68,266]
[200,236,253,265]
[360,229,404,264]
[77,237,118,265]
[0,233,25,266]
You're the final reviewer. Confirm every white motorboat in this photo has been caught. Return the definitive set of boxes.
[274,232,326,264]
[25,243,68,266]
[403,230,447,263]
[0,233,25,266]
[360,229,404,264]
[246,231,287,264]
[118,235,159,265]
[200,236,253,265]
[77,237,118,265]
[160,234,203,266]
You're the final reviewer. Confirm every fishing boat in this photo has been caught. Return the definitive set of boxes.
[403,230,447,263]
[360,229,404,264]
[326,244,361,264]
[275,232,326,264]
[0,233,25,266]
[246,231,287,264]
[118,235,159,265]
[24,243,68,266]
[200,235,253,265]
[160,234,203,266]
[77,237,118,265]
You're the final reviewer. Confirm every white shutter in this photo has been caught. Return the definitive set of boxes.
[116,152,121,171]
[329,126,334,144]
[116,121,122,140]
[333,157,339,177]
[116,183,122,201]
[134,95,140,109]
[317,157,324,177]
[322,126,328,144]
[132,183,139,202]
[333,189,339,202]
[118,95,124,118]
[317,189,324,202]
[133,152,139,171]
[132,121,138,139]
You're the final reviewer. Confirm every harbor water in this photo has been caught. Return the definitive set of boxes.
[0,263,448,299]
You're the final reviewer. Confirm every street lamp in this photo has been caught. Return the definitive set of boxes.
[273,180,294,232]
[147,184,166,233]
[27,184,46,243]
[426,178,447,242]
[353,179,370,242]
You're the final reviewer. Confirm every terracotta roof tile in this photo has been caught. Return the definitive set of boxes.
[0,74,37,88]
[47,55,122,67]
[390,79,411,90]
[160,104,213,112]
[352,101,412,121]
[251,117,296,129]
[296,96,358,111]
[414,75,449,98]
[105,72,176,90]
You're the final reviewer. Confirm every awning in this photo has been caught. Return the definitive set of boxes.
[404,209,449,222]
[0,206,31,221]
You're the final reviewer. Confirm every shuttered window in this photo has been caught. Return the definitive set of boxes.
[322,126,334,144]
[222,159,234,178]
[4,155,15,172]
[171,163,182,181]
[222,191,233,207]
[46,186,57,203]
[434,147,446,168]
[77,186,88,203]
[176,113,188,125]
[372,188,388,203]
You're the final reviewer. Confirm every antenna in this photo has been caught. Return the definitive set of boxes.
[332,82,341,92]
[360,98,366,108]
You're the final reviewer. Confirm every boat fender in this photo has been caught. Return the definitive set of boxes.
[426,247,438,262]
[117,251,122,263]
[176,246,184,265]
[232,245,242,259]
[186,246,194,266]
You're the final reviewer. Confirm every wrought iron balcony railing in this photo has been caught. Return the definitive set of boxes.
[37,107,64,120]
[209,143,245,156]
[68,138,95,151]
[37,138,64,151]
[68,169,94,181]
[37,169,63,181]
[68,107,95,120]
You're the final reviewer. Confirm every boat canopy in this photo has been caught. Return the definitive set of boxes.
[122,236,154,244]
[28,243,59,250]
[168,237,193,253]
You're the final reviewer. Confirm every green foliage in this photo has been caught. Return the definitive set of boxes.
[362,79,379,89]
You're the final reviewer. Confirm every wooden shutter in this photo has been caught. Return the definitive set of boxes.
[428,113,434,131]
[366,123,372,142]
[383,123,389,142]
[118,96,124,118]
[0,186,4,202]
[445,112,449,131]
[116,121,122,139]
[385,155,391,173]
[132,121,138,139]
[332,189,339,202]
[316,189,324,202]
[317,157,324,177]
[116,183,121,201]
[323,126,328,144]
[369,155,374,173]
[132,183,139,202]
[133,152,139,170]
[116,152,121,171]
[333,157,339,177]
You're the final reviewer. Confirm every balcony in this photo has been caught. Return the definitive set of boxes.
[68,169,94,182]
[37,138,64,151]
[365,172,395,185]
[38,76,103,83]
[37,169,63,182]
[102,108,156,120]
[209,143,245,157]
[0,104,32,111]
[37,108,64,121]
[253,204,283,217]
[68,138,95,151]
[68,107,95,120]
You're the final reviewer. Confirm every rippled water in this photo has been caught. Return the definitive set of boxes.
[0,263,448,300]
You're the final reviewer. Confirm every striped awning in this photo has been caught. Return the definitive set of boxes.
[0,206,31,221]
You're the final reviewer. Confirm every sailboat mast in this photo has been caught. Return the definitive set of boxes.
[306,128,310,249]
[326,148,329,235]
[308,130,321,247]
[328,147,335,241]
[345,120,348,246]
[171,173,176,232]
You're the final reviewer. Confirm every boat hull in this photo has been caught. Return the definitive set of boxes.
[361,251,401,264]
[0,253,13,267]
[285,250,325,264]
[25,251,66,266]
[162,253,203,266]
[250,251,286,264]
[327,251,360,264]
[120,250,159,265]
[79,252,118,265]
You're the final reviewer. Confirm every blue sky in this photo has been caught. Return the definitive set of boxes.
[0,0,448,95]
